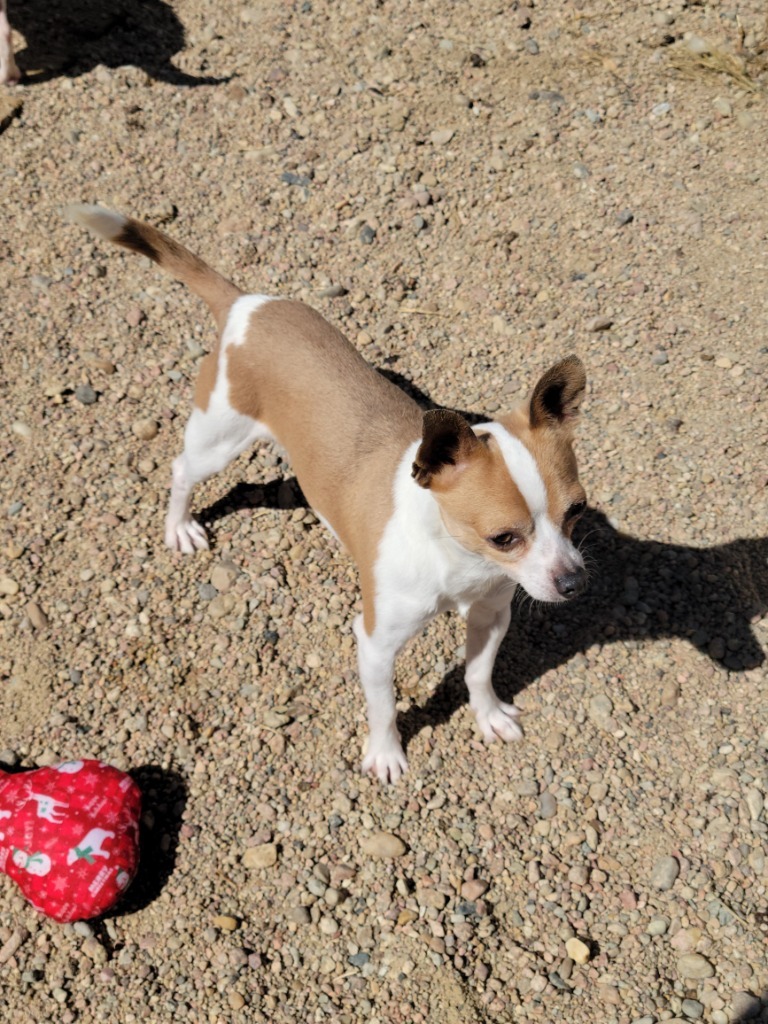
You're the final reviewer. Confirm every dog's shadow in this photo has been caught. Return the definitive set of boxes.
[194,369,768,751]
[9,0,228,86]
[398,509,768,748]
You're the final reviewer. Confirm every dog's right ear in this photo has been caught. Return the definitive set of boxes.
[412,410,483,489]
[529,355,586,430]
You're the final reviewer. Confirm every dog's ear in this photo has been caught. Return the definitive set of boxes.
[412,410,482,488]
[530,356,586,429]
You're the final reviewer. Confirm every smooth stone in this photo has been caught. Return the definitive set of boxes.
[359,832,407,858]
[588,694,614,725]
[677,953,715,979]
[538,792,557,819]
[75,384,97,405]
[430,128,454,145]
[286,906,311,925]
[651,855,679,890]
[11,421,32,440]
[213,915,239,932]
[461,879,489,901]
[681,999,704,1019]
[565,937,591,964]
[242,843,278,869]
[745,788,763,821]
[25,601,49,630]
[647,921,671,937]
[211,562,239,593]
[132,418,159,440]
[587,315,613,333]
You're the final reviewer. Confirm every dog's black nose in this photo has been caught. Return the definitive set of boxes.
[555,568,587,598]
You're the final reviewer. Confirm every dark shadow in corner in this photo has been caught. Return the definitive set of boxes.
[727,988,767,1022]
[112,765,188,916]
[398,508,768,748]
[9,0,229,86]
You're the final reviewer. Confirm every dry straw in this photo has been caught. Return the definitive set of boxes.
[669,19,768,94]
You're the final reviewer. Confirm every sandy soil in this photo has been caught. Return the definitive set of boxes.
[1,1,767,1022]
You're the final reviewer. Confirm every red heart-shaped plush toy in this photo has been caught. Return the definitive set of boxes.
[0,760,141,922]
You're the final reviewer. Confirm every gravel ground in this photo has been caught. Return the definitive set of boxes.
[1,1,768,1022]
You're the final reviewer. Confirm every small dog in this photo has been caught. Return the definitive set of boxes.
[0,0,20,85]
[67,205,589,782]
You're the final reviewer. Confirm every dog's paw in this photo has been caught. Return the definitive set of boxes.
[362,746,409,785]
[474,701,523,744]
[165,518,209,554]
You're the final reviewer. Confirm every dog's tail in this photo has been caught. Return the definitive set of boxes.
[65,204,242,329]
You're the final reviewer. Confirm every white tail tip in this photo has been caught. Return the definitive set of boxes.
[64,203,127,241]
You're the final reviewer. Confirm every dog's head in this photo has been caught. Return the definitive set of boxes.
[412,356,588,603]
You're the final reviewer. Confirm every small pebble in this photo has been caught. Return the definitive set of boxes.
[132,418,159,441]
[677,953,715,980]
[25,601,49,630]
[681,999,704,1020]
[565,937,591,965]
[359,832,407,858]
[587,316,613,333]
[212,915,240,932]
[242,843,278,869]
[650,855,679,891]
[75,384,97,405]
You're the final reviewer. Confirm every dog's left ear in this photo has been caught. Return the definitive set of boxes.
[412,410,483,488]
[529,356,586,429]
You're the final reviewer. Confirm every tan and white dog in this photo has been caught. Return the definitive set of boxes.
[67,204,589,783]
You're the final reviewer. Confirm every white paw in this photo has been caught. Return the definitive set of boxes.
[165,518,209,554]
[474,701,523,743]
[362,745,409,785]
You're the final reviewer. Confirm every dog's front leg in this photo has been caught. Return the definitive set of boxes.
[353,614,410,784]
[465,593,523,743]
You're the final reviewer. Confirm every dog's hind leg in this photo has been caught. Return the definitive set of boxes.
[165,378,273,553]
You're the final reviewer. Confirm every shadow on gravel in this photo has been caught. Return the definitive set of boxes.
[115,765,187,916]
[9,0,228,86]
[399,508,768,749]
[728,991,768,1023]
[199,476,308,531]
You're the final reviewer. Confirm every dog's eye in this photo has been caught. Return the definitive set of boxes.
[565,500,586,522]
[488,531,521,551]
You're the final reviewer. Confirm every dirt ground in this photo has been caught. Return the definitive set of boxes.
[1,1,767,1022]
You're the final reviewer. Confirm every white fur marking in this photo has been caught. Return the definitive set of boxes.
[476,422,547,515]
[223,293,272,348]
[477,421,584,602]
[65,204,127,241]
[165,294,275,552]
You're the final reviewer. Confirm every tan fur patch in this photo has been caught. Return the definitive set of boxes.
[193,350,219,413]
[224,299,424,634]
[499,405,586,528]
[431,436,534,564]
